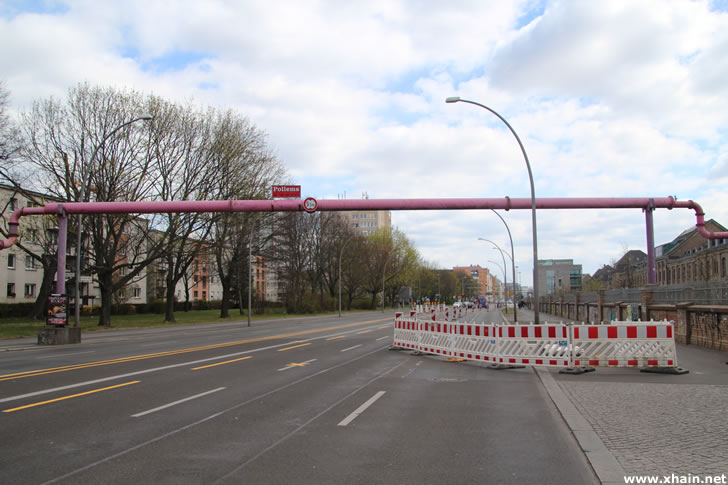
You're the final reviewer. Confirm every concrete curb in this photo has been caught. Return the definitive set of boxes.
[535,367,626,485]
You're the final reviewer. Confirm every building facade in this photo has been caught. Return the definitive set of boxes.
[452,265,495,301]
[537,259,582,295]
[1,184,58,304]
[655,220,728,285]
[338,209,392,236]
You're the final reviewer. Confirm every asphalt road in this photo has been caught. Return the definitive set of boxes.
[0,310,597,484]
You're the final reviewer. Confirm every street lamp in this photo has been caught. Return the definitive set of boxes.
[490,210,519,317]
[73,114,153,327]
[488,260,506,304]
[479,238,511,319]
[248,218,258,328]
[446,96,540,324]
[338,235,354,317]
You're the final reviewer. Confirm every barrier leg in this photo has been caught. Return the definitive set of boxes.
[559,322,596,374]
[640,367,689,375]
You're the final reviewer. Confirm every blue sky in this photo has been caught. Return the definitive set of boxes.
[2,0,727,287]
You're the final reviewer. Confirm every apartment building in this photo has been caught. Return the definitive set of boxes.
[452,265,493,300]
[1,184,57,304]
[537,259,583,295]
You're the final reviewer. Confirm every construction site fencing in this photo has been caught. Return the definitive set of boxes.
[392,312,678,370]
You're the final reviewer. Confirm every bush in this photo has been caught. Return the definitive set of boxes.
[0,302,36,319]
[352,296,376,310]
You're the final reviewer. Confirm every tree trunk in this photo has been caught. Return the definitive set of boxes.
[164,273,176,323]
[220,284,231,318]
[32,255,57,320]
[97,272,114,327]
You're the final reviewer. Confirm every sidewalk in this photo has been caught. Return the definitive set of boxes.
[503,308,728,484]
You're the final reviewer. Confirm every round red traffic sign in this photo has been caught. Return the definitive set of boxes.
[303,197,318,213]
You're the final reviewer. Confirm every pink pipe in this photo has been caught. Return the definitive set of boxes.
[2,196,727,249]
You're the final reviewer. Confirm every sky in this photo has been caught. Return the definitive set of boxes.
[2,0,728,288]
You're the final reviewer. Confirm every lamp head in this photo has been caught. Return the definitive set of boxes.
[445,96,461,103]
[138,114,154,121]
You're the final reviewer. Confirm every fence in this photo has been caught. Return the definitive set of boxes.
[536,287,728,351]
[392,313,679,371]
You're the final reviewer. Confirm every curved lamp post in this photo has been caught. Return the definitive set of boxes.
[479,238,512,319]
[446,97,540,324]
[74,114,153,327]
[338,235,354,317]
[248,218,258,327]
[488,260,506,305]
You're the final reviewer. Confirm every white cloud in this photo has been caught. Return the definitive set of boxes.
[1,0,727,287]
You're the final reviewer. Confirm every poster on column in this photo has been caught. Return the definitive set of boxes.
[47,294,68,326]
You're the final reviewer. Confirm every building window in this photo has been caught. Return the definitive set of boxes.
[194,275,198,287]
[209,276,214,284]
[118,265,127,276]
[193,291,198,298]
[202,262,207,273]
[132,287,141,298]
[25,255,36,270]
[202,276,207,288]
[7,283,16,298]
[9,198,17,211]
[352,215,358,219]
[202,291,206,300]
[24,283,36,297]
[7,253,15,269]
[722,257,727,278]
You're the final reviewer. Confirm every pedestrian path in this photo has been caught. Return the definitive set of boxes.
[504,307,728,484]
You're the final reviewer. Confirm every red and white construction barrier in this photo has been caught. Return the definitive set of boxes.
[391,315,680,371]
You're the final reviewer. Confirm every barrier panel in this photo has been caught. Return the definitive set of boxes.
[570,322,677,368]
[392,316,680,371]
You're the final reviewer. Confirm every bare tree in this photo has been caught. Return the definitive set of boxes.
[145,98,222,322]
[20,84,168,326]
[207,110,285,319]
[0,81,21,183]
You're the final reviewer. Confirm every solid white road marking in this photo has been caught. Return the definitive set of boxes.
[337,391,386,427]
[36,351,96,359]
[132,387,226,418]
[376,336,389,341]
[340,345,362,352]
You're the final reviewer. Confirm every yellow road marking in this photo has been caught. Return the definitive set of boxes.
[0,318,390,383]
[192,356,252,370]
[326,336,345,341]
[286,362,308,367]
[357,330,371,334]
[277,343,311,352]
[3,381,140,413]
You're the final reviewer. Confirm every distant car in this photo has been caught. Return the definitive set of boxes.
[466,301,474,308]
[452,302,463,308]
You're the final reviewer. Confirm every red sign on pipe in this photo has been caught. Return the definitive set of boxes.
[272,185,301,199]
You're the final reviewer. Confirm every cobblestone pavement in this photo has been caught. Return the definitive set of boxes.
[504,308,728,481]
[557,380,728,476]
